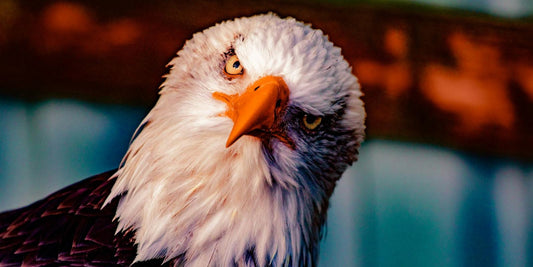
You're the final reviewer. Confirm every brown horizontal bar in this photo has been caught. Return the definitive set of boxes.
[0,0,532,160]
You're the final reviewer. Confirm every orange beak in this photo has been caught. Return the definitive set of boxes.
[213,76,290,147]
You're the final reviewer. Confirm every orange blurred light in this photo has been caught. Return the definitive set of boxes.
[105,19,141,46]
[421,32,514,133]
[42,2,94,34]
[384,28,408,58]
[515,63,533,101]
[354,27,412,98]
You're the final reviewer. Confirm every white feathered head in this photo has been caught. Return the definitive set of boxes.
[106,13,365,266]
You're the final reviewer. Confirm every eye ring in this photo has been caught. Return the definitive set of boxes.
[224,55,244,76]
[302,114,323,130]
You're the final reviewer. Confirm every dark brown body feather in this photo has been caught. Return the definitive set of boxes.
[0,170,168,266]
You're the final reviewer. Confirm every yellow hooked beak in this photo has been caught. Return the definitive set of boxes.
[213,76,291,147]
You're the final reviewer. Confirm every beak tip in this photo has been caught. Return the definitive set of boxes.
[225,140,233,148]
[225,135,238,148]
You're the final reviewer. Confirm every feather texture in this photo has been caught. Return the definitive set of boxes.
[0,13,365,267]
[0,170,167,266]
[105,13,364,266]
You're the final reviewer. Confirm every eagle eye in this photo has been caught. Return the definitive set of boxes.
[224,55,244,76]
[302,114,323,130]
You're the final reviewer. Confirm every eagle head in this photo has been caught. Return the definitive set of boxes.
[105,13,365,266]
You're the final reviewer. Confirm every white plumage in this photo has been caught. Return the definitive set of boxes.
[104,13,365,266]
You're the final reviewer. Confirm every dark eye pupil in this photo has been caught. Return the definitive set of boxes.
[233,61,240,69]
[306,115,317,124]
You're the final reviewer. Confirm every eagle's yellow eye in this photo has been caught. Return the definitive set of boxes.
[303,114,322,130]
[225,55,244,76]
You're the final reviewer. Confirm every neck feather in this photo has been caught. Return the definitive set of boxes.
[104,110,323,266]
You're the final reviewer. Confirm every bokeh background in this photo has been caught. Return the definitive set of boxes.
[1,0,533,266]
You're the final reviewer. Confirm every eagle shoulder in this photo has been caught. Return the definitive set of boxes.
[0,170,146,266]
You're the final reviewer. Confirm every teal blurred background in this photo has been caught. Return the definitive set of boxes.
[1,0,533,266]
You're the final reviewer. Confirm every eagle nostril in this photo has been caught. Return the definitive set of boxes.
[254,86,260,91]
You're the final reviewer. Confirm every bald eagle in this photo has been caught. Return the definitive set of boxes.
[0,14,365,266]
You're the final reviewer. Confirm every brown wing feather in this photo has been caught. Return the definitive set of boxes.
[0,170,141,266]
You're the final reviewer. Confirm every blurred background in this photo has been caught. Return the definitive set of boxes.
[0,0,532,266]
